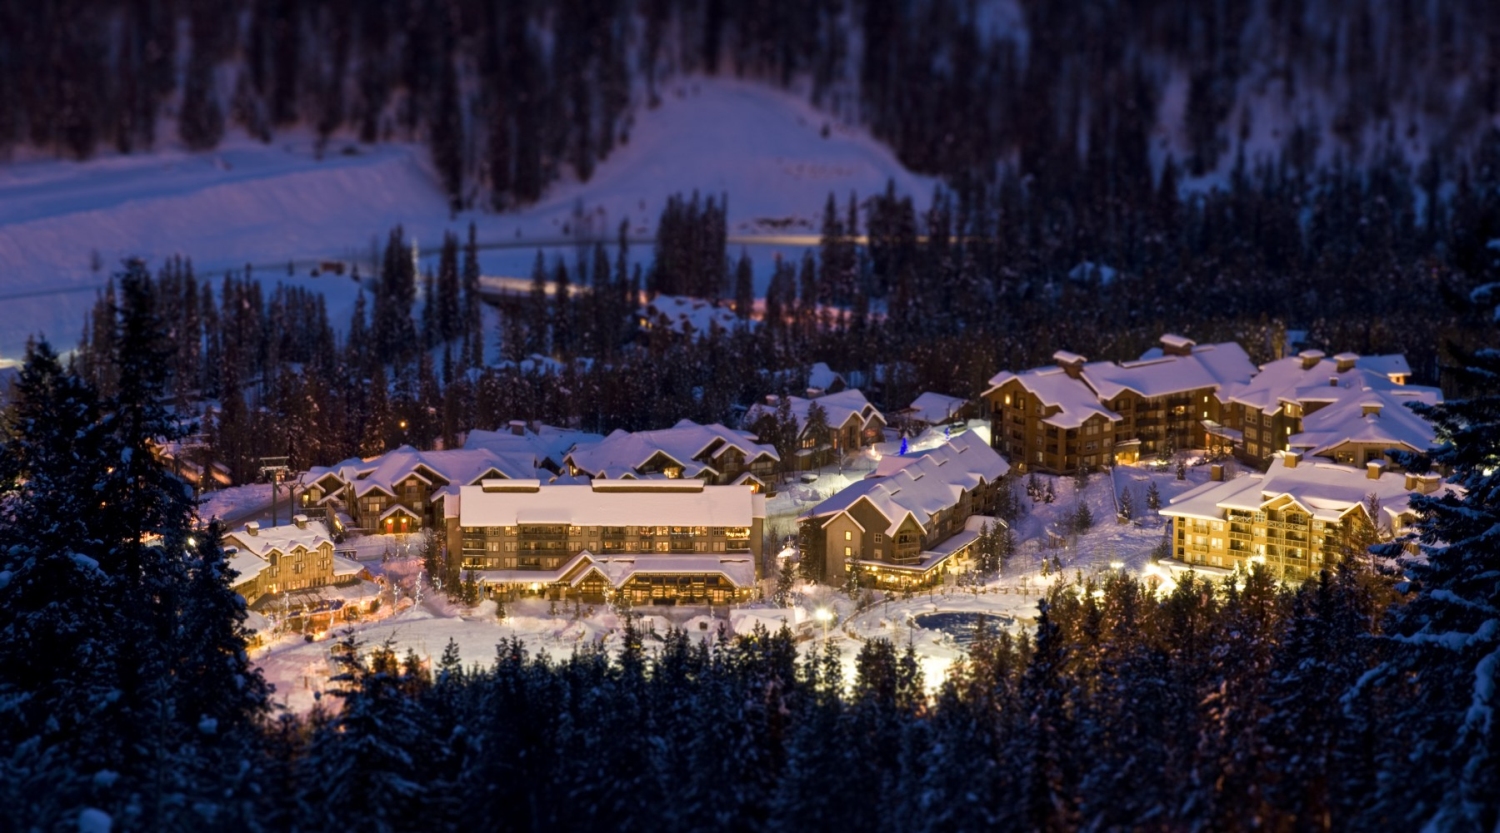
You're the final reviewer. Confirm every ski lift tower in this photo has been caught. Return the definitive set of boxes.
[259,456,291,527]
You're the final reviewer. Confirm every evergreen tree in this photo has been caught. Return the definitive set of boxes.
[1146,480,1162,512]
[1362,338,1500,831]
[1118,487,1134,520]
[734,249,755,320]
[774,556,796,608]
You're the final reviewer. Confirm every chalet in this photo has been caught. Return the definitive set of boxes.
[302,446,543,535]
[451,479,766,605]
[798,431,1009,588]
[223,515,376,620]
[899,391,973,432]
[565,420,780,493]
[743,388,887,470]
[1161,452,1451,581]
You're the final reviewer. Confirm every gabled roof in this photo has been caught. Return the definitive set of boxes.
[743,389,886,436]
[905,392,969,425]
[808,362,846,391]
[800,431,1009,535]
[1287,387,1439,458]
[985,366,1121,430]
[1085,341,1256,401]
[304,446,543,499]
[1220,351,1435,414]
[566,420,778,478]
[463,423,604,469]
[222,519,334,564]
[1163,454,1459,526]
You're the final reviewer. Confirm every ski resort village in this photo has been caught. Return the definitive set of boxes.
[184,332,1461,708]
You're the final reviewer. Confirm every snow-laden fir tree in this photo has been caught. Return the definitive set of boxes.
[1361,337,1500,832]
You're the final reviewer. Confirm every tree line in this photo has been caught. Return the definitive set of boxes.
[60,111,1500,489]
[4,0,1499,211]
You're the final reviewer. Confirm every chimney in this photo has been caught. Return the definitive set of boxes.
[1053,350,1087,379]
[805,387,824,399]
[1417,474,1442,495]
[293,513,309,529]
[1209,464,1224,481]
[1160,334,1196,357]
[1334,352,1359,372]
[245,521,260,537]
[1299,349,1326,370]
[1405,472,1417,490]
[1361,402,1382,417]
[509,419,526,436]
[1366,461,1384,480]
[765,394,780,406]
[1284,451,1301,469]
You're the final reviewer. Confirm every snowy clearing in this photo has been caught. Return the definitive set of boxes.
[0,77,933,360]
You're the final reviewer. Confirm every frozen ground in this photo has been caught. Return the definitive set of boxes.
[252,458,1230,712]
[0,77,934,361]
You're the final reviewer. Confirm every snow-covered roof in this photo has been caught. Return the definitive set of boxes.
[807,362,845,391]
[566,420,778,479]
[1163,454,1458,526]
[985,366,1121,430]
[459,480,765,528]
[1221,351,1433,414]
[582,554,757,589]
[304,446,543,499]
[743,388,886,435]
[801,431,1009,535]
[905,392,969,425]
[470,551,758,588]
[223,517,335,560]
[638,294,741,336]
[1085,340,1256,401]
[1287,387,1439,458]
[463,423,603,468]
[1357,354,1411,382]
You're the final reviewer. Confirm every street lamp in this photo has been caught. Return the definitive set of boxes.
[815,607,833,644]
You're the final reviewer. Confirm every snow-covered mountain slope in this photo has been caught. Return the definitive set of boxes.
[0,77,934,361]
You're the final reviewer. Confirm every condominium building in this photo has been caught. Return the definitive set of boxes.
[985,334,1256,473]
[1217,349,1439,467]
[450,479,766,605]
[1161,452,1448,581]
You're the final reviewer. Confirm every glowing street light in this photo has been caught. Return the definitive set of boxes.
[1109,560,1124,570]
[815,607,834,644]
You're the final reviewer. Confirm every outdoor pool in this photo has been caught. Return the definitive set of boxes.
[912,611,1016,646]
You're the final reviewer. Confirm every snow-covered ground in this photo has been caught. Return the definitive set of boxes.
[0,77,934,361]
[251,458,1229,711]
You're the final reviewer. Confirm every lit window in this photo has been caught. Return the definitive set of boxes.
[844,530,852,541]
[844,546,852,557]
